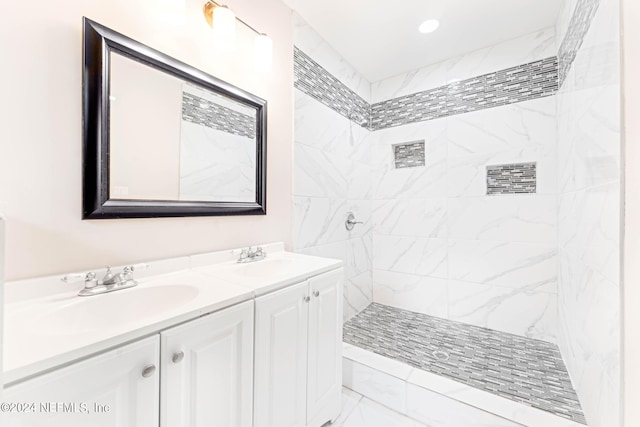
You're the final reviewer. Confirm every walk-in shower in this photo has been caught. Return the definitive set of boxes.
[292,0,620,424]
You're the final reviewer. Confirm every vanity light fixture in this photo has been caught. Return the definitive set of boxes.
[418,19,440,34]
[203,0,273,72]
[212,4,237,51]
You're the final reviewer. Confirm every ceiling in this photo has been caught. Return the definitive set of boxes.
[282,0,562,82]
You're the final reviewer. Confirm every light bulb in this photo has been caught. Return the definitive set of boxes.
[418,19,440,34]
[158,0,186,25]
[212,5,236,51]
[254,34,273,73]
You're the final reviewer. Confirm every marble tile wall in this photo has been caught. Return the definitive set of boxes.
[555,0,621,425]
[293,14,371,103]
[371,94,559,343]
[293,18,562,335]
[294,47,371,128]
[179,122,256,202]
[295,22,558,132]
[370,28,557,103]
[292,6,622,425]
[370,57,558,130]
[293,15,374,320]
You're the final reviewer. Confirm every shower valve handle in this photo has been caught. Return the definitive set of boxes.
[345,212,363,231]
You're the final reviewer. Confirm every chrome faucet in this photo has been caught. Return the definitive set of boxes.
[237,246,267,263]
[101,266,135,287]
[62,264,148,296]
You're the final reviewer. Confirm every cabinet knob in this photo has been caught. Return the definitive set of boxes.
[313,290,320,297]
[172,351,185,364]
[142,364,156,378]
[304,296,311,303]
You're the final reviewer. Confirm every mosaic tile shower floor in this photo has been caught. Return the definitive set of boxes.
[343,303,586,425]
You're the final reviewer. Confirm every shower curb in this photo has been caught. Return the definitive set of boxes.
[342,342,587,427]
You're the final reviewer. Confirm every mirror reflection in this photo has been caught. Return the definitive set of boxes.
[109,52,258,203]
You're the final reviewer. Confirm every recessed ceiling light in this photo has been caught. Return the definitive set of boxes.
[419,19,440,34]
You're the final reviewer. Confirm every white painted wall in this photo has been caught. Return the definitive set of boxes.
[621,0,640,425]
[0,0,293,280]
[109,53,183,200]
[0,217,4,399]
[555,0,622,425]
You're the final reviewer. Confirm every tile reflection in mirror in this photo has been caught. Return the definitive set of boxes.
[109,52,258,203]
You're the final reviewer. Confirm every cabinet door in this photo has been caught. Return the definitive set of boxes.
[254,281,309,427]
[160,300,254,427]
[4,335,160,427]
[306,268,343,426]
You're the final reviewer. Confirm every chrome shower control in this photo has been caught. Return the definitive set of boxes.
[345,212,363,231]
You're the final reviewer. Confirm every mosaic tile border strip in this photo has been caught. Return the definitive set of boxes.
[343,303,586,424]
[370,57,558,130]
[393,141,425,169]
[182,93,256,139]
[294,47,558,131]
[487,162,537,195]
[558,0,601,87]
[294,47,370,128]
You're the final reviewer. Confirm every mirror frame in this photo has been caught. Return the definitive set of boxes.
[82,18,267,219]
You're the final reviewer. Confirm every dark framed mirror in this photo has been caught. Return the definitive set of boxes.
[82,18,267,219]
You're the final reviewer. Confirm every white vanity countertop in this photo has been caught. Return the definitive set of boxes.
[3,244,342,385]
[192,249,343,296]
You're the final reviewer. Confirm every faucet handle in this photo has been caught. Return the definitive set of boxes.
[123,263,148,280]
[130,263,149,272]
[122,263,147,273]
[62,271,98,289]
[61,272,86,283]
[61,271,95,283]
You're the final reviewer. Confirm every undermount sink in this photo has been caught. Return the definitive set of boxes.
[233,258,297,277]
[32,285,200,335]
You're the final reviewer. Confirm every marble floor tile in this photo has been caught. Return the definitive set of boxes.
[335,395,428,427]
[406,383,523,427]
[331,387,363,426]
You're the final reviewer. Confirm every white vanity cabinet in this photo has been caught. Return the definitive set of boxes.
[160,300,254,427]
[2,254,343,427]
[254,268,343,427]
[4,335,160,427]
[3,302,254,427]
